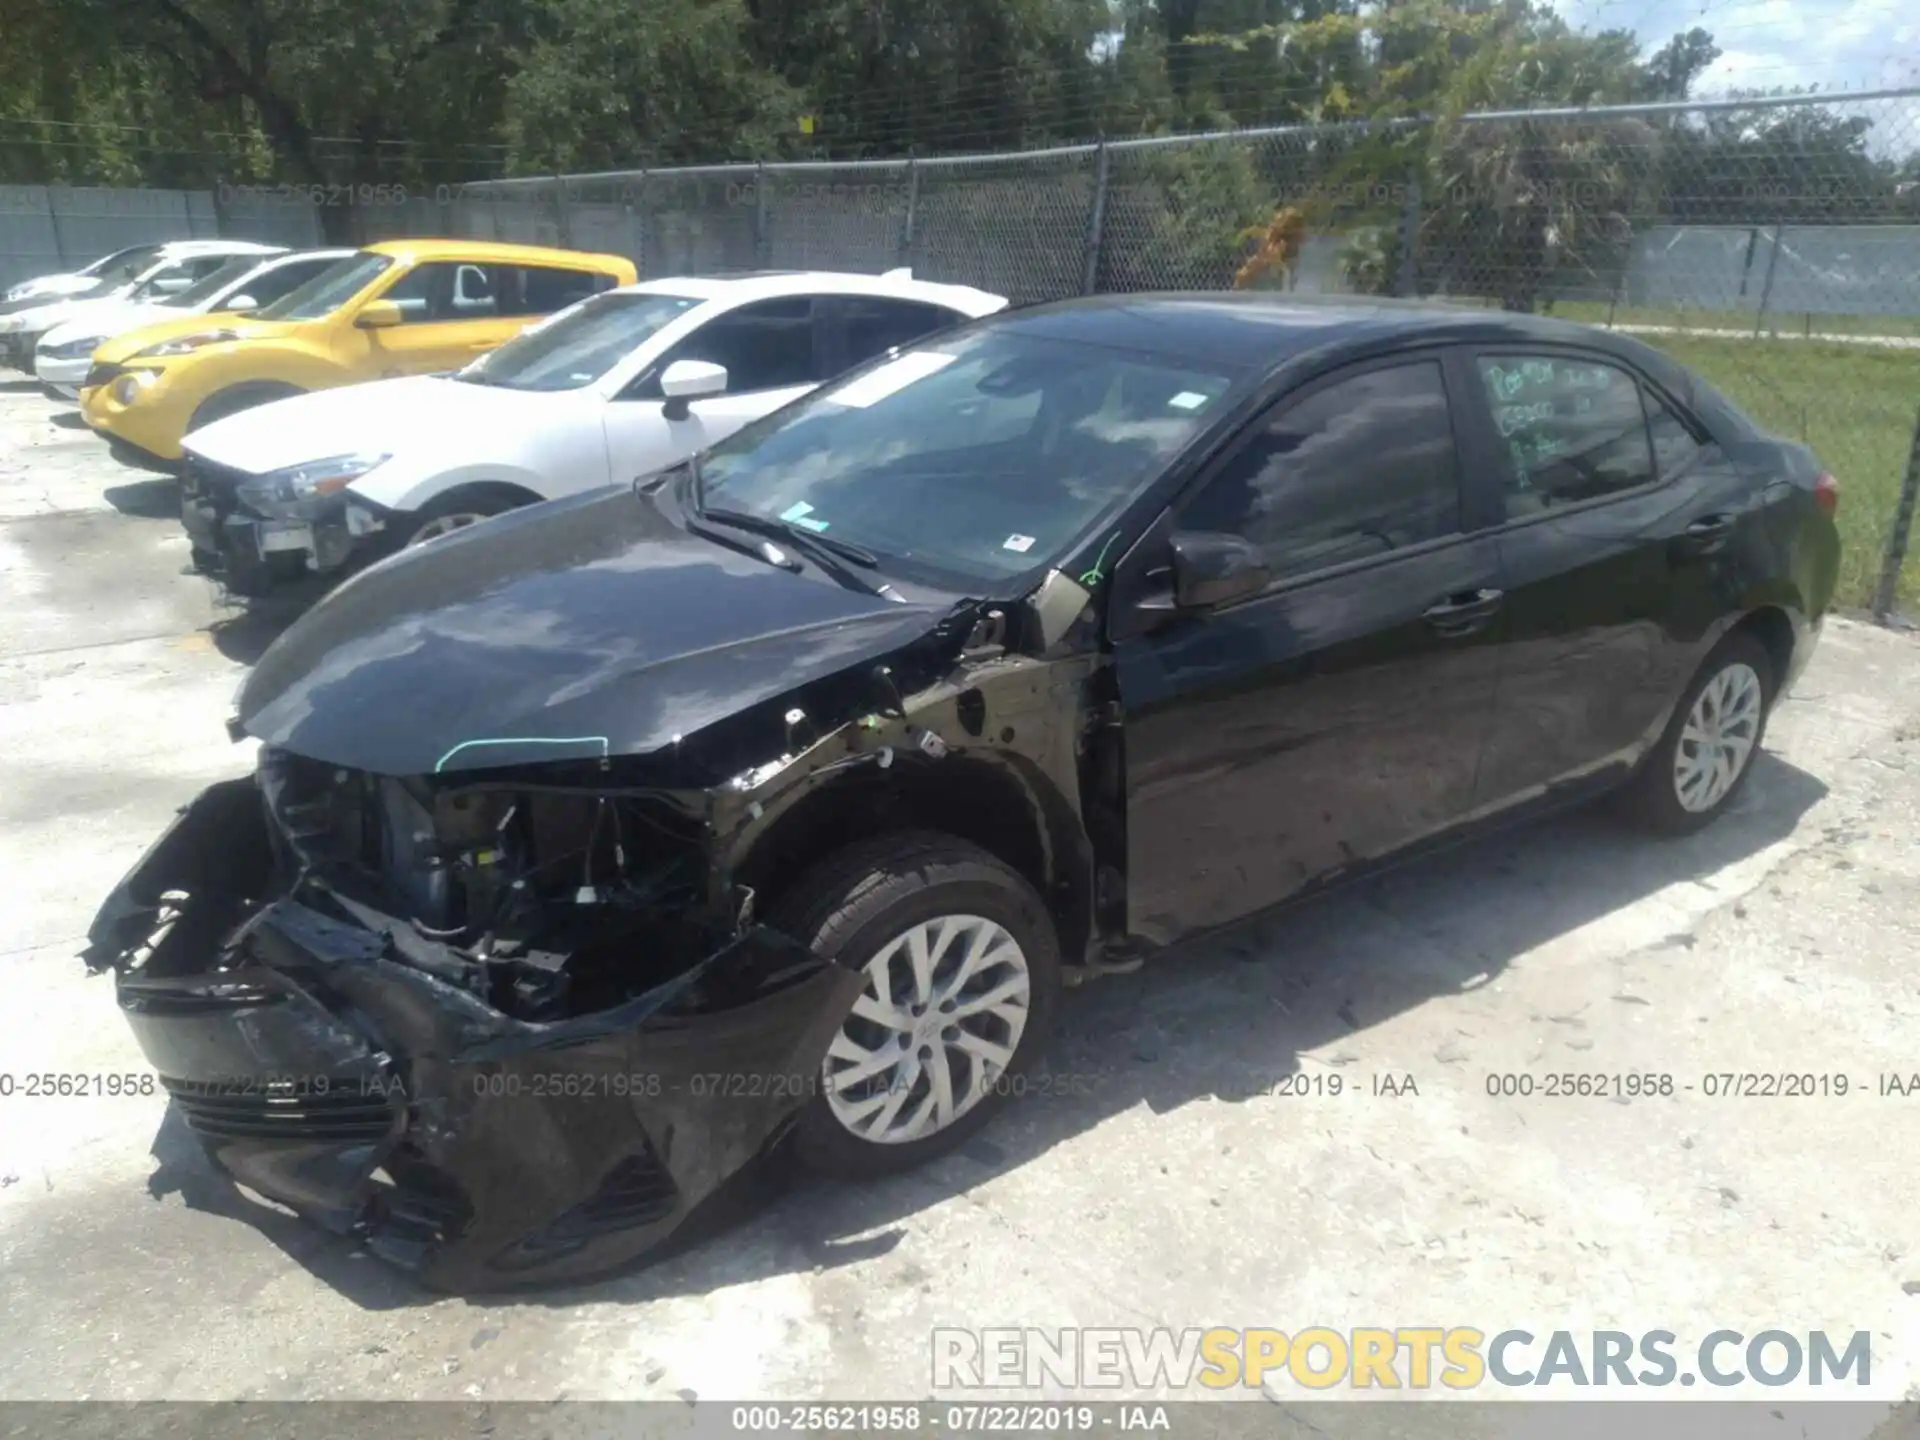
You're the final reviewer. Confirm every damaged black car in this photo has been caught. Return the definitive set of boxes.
[87,294,1839,1290]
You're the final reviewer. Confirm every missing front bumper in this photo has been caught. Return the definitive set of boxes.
[88,777,861,1290]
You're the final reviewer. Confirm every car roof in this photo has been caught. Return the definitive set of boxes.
[154,239,286,258]
[248,247,356,268]
[621,269,1005,317]
[990,291,1740,431]
[362,238,632,271]
[994,291,1660,369]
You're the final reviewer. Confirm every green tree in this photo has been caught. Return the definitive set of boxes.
[742,0,1112,156]
[506,0,795,171]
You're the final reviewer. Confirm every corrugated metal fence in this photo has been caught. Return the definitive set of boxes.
[0,186,328,292]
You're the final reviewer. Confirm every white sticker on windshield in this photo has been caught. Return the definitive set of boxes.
[1003,534,1037,553]
[826,351,959,408]
[780,501,814,521]
[1168,391,1211,411]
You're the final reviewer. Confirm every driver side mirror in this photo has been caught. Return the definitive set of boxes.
[354,299,404,330]
[660,359,728,420]
[1166,530,1271,610]
[224,293,258,313]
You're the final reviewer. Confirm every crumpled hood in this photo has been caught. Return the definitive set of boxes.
[238,484,945,777]
[185,374,554,474]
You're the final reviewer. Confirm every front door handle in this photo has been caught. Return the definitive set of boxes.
[1423,587,1504,637]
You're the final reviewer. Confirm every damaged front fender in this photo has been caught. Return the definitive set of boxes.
[88,778,861,1291]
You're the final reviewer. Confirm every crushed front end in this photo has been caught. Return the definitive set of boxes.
[85,752,860,1291]
[180,455,361,598]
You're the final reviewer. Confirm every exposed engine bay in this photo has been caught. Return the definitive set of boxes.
[257,747,719,1021]
[83,580,1112,1290]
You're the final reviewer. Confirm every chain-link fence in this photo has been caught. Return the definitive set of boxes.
[5,88,1919,611]
[443,88,1920,614]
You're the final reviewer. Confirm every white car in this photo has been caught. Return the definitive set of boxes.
[178,268,1007,594]
[33,248,353,398]
[2,243,170,304]
[0,240,283,374]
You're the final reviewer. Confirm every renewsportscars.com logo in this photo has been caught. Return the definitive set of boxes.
[931,1327,1874,1392]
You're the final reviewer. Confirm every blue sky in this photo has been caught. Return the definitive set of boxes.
[1557,0,1918,95]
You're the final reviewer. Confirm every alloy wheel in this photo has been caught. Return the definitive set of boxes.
[823,913,1031,1145]
[1673,661,1763,813]
[409,512,490,545]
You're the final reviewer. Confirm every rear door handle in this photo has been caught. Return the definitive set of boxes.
[1423,587,1504,637]
[1675,513,1735,556]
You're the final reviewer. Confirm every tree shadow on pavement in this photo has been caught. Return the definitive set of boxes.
[138,751,1829,1312]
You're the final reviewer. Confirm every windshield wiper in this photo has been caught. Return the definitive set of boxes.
[703,507,878,568]
[698,505,888,597]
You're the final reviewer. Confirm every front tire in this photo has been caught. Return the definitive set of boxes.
[186,383,301,436]
[768,832,1062,1180]
[1621,632,1774,835]
[397,486,532,547]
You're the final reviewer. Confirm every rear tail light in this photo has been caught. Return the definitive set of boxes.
[1814,471,1839,517]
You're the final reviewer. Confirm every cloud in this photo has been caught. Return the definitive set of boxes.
[1557,0,1916,93]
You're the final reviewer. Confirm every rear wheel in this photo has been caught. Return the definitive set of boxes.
[1621,632,1774,835]
[768,833,1061,1180]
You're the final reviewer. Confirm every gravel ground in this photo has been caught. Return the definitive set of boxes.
[0,377,1916,1422]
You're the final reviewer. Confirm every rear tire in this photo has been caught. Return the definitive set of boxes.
[1620,632,1774,835]
[768,832,1062,1181]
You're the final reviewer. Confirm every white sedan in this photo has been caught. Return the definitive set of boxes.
[34,248,352,398]
[0,239,283,375]
[177,268,1007,594]
[2,242,169,303]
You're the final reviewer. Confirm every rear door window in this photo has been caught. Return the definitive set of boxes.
[1473,354,1657,517]
[834,297,969,368]
[494,265,613,317]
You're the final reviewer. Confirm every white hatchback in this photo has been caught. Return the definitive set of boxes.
[176,269,1007,594]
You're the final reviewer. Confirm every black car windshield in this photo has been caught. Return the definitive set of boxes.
[697,327,1239,588]
[458,290,701,391]
[160,257,258,310]
[259,252,392,321]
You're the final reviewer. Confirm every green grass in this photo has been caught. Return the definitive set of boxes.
[1625,334,1920,610]
[1552,301,1920,342]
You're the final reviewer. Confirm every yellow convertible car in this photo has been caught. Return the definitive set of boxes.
[81,238,637,466]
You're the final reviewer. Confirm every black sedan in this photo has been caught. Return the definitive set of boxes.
[87,294,1839,1288]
